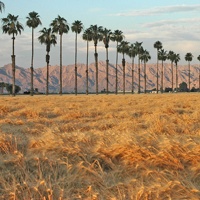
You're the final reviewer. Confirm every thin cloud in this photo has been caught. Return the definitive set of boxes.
[143,18,200,28]
[113,4,200,17]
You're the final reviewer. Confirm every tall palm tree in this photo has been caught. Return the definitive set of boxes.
[38,28,57,95]
[51,15,69,95]
[158,49,167,93]
[82,28,92,95]
[2,14,24,96]
[140,50,151,93]
[26,11,42,96]
[0,1,5,12]
[117,41,129,94]
[128,44,136,94]
[185,52,193,91]
[71,20,83,95]
[197,55,200,92]
[134,42,143,94]
[174,53,180,92]
[110,30,124,94]
[89,25,103,95]
[154,41,163,93]
[168,51,175,92]
[101,28,112,95]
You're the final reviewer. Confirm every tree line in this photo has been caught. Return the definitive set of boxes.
[0,2,200,96]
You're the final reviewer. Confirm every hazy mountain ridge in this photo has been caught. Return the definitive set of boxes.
[0,61,199,93]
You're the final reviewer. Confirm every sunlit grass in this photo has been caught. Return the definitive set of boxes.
[0,93,200,199]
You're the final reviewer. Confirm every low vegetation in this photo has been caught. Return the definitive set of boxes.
[0,93,200,199]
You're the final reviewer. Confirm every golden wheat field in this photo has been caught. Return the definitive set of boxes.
[0,93,200,200]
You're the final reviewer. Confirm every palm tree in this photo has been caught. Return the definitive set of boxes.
[0,1,5,12]
[185,52,193,92]
[2,14,24,96]
[174,53,180,92]
[101,28,112,95]
[89,25,103,95]
[117,41,129,94]
[134,42,143,94]
[128,44,136,94]
[197,55,200,92]
[71,20,83,95]
[154,41,163,93]
[26,11,42,96]
[158,49,167,93]
[110,30,124,94]
[82,28,92,95]
[140,50,151,93]
[38,28,57,95]
[168,51,175,92]
[51,15,69,95]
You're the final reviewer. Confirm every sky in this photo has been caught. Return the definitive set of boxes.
[1,0,200,68]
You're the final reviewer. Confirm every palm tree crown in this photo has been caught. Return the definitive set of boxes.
[38,28,57,52]
[71,20,83,34]
[140,49,151,63]
[2,14,24,35]
[26,11,42,29]
[101,28,112,48]
[158,49,167,62]
[185,52,193,62]
[89,25,103,46]
[82,28,93,41]
[154,41,162,50]
[111,30,124,44]
[118,41,129,57]
[51,15,69,35]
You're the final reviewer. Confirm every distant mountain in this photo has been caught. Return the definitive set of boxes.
[0,61,199,93]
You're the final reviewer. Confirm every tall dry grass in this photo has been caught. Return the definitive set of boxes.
[0,93,200,200]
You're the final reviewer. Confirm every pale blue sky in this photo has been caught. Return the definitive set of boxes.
[1,0,200,68]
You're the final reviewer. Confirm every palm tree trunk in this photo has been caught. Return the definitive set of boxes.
[30,28,34,96]
[161,60,164,93]
[144,61,146,93]
[122,56,125,95]
[188,61,190,92]
[12,33,15,97]
[176,63,178,92]
[94,44,98,95]
[46,53,50,95]
[59,34,63,95]
[86,40,89,95]
[106,47,109,95]
[156,51,159,93]
[75,33,78,95]
[115,42,118,95]
[132,57,134,94]
[138,55,140,94]
[171,61,173,92]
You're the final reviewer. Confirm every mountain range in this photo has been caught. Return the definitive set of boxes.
[0,61,199,93]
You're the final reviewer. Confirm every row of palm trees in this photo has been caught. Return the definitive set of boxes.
[0,3,200,96]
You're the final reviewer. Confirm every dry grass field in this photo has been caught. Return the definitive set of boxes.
[0,93,200,200]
